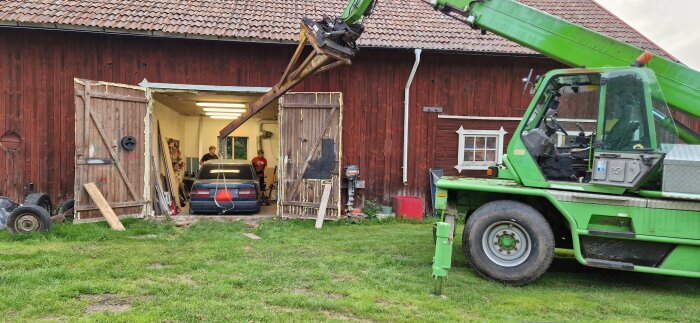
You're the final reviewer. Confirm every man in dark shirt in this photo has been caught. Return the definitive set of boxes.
[252,150,267,189]
[200,146,218,165]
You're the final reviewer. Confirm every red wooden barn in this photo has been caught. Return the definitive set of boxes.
[0,0,679,219]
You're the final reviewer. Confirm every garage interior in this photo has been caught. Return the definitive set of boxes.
[150,88,280,216]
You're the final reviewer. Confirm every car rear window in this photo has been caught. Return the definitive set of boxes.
[198,164,254,180]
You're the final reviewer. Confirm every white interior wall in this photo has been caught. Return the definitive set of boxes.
[152,96,279,191]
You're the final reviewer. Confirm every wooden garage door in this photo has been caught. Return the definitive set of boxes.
[279,93,342,219]
[73,79,149,222]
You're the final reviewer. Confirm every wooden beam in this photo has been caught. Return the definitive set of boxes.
[315,184,333,229]
[218,22,350,140]
[83,182,126,231]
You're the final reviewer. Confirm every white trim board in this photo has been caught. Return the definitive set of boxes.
[138,80,271,93]
[438,114,596,123]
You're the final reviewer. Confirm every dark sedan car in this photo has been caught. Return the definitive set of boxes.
[189,160,261,214]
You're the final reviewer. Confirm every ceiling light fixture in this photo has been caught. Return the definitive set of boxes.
[196,102,246,108]
[209,115,241,119]
[205,112,242,116]
[202,107,247,113]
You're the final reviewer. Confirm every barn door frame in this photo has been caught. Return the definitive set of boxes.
[279,92,343,219]
[73,78,152,223]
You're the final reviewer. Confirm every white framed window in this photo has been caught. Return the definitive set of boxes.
[455,126,507,172]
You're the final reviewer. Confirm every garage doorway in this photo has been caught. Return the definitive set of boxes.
[145,83,280,217]
[73,79,343,222]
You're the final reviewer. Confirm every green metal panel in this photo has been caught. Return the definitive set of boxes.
[660,245,700,272]
[434,0,700,119]
[557,201,700,240]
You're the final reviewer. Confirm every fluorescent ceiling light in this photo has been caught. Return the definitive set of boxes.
[196,102,246,108]
[209,115,241,120]
[202,107,247,113]
[205,112,241,116]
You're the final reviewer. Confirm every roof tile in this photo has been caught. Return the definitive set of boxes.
[0,0,670,57]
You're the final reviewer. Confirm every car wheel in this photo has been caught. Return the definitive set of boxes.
[7,205,52,234]
[463,200,554,286]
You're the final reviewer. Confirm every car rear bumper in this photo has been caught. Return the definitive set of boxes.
[189,199,259,214]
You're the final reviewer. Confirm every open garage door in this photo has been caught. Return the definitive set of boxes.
[73,79,149,222]
[279,93,343,219]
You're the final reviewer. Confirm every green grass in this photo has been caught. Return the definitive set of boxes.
[0,219,698,322]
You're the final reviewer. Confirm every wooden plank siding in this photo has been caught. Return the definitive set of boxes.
[6,28,695,206]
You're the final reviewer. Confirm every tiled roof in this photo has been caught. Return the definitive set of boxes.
[0,0,670,57]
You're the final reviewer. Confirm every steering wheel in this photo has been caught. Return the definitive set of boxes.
[544,115,568,137]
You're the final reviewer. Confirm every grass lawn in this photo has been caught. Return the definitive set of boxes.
[0,218,698,322]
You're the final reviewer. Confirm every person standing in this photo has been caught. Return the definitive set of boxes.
[252,150,268,189]
[200,146,218,165]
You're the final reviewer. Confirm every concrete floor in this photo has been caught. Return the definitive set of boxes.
[167,204,278,227]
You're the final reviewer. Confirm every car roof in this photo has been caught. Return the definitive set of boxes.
[202,159,251,166]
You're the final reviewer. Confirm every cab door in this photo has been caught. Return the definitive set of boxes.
[590,70,662,189]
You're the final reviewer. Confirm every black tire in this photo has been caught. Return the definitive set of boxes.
[58,199,75,214]
[23,193,52,215]
[463,200,554,286]
[7,205,52,234]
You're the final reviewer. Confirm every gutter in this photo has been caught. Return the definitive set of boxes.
[403,48,422,185]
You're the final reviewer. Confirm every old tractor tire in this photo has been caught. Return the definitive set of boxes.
[58,199,75,214]
[58,199,75,221]
[7,205,52,234]
[23,193,52,215]
[463,200,554,286]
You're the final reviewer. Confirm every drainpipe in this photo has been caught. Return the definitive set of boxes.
[403,48,422,185]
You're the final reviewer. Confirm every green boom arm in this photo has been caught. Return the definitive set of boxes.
[341,0,375,25]
[432,0,700,120]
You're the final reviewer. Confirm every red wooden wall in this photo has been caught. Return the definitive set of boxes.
[0,28,559,203]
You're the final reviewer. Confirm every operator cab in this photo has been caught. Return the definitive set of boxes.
[520,67,679,189]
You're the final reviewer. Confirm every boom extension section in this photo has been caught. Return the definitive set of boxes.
[432,0,700,120]
[218,0,375,140]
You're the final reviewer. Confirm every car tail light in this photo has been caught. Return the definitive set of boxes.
[191,189,210,198]
[238,188,256,198]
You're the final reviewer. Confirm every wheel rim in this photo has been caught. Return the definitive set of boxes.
[482,221,531,267]
[15,213,42,232]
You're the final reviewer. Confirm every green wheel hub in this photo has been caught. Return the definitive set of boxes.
[482,221,532,267]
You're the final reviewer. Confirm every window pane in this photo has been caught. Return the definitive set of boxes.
[475,137,485,149]
[486,137,496,149]
[474,150,485,161]
[465,136,475,148]
[233,137,248,160]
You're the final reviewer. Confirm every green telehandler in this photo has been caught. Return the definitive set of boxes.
[248,0,700,286]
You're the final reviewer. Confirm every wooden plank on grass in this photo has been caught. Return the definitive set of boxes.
[83,182,126,231]
[315,183,333,229]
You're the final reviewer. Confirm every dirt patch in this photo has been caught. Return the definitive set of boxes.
[147,262,165,269]
[292,287,313,295]
[175,274,196,286]
[321,310,370,322]
[128,234,159,240]
[78,294,132,314]
[323,291,345,300]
